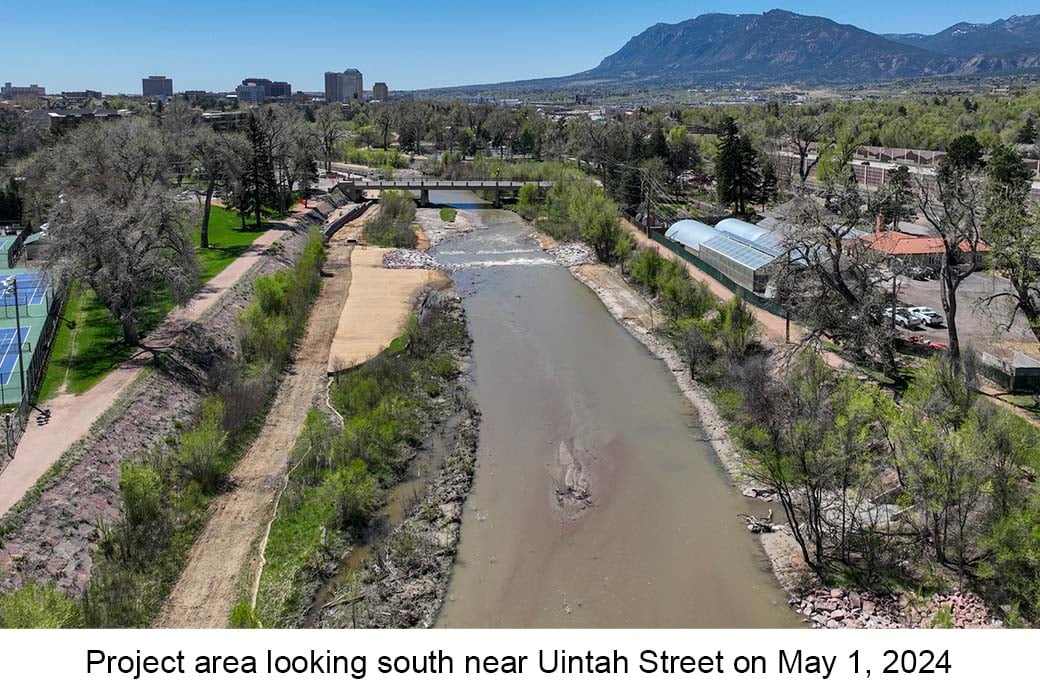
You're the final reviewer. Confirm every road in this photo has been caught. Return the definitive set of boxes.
[897,272,1038,358]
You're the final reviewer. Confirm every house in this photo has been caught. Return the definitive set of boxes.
[858,231,990,267]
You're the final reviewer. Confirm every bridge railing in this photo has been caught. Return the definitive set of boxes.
[342,177,553,187]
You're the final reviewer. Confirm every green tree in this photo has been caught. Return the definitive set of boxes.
[715,118,761,219]
[1015,117,1037,145]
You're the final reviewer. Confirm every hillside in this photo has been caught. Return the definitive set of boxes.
[433,9,1040,92]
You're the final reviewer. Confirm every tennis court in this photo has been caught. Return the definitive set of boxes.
[0,326,31,386]
[0,273,49,308]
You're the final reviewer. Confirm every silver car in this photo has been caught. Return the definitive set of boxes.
[906,306,944,327]
[883,307,923,328]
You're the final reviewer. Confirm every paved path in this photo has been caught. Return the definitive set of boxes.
[0,227,287,516]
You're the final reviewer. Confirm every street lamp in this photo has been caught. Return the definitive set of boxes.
[2,275,26,396]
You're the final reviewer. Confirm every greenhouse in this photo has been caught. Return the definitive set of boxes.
[698,230,781,293]
[714,217,770,243]
[664,219,718,254]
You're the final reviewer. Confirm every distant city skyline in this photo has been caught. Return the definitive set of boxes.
[4,0,1040,93]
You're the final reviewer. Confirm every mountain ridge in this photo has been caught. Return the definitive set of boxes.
[434,9,1040,91]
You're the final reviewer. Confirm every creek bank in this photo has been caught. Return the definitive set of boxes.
[265,289,478,629]
[315,396,480,628]
[307,212,482,628]
[534,232,1001,629]
[792,588,1001,629]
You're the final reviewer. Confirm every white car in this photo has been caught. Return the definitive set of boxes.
[883,307,923,329]
[906,306,944,327]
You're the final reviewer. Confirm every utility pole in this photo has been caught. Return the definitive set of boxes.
[3,276,26,394]
[642,172,653,236]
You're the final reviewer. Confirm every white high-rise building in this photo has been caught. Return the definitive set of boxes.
[324,69,363,103]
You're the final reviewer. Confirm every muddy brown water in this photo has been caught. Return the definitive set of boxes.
[429,193,801,628]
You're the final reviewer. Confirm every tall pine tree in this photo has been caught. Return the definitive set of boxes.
[715,118,762,219]
[242,112,278,229]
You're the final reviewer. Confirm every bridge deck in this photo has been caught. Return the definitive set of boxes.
[341,179,553,190]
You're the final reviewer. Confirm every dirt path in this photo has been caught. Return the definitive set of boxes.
[0,227,287,516]
[155,241,355,628]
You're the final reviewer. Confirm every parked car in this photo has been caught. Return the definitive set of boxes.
[906,306,944,327]
[905,265,938,281]
[883,307,923,328]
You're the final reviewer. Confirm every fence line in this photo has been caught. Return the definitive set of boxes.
[6,226,33,269]
[3,285,67,458]
[649,230,788,318]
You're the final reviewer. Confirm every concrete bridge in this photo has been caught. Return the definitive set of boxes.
[335,178,554,207]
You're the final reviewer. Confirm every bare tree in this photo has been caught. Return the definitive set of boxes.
[776,185,898,373]
[47,185,200,345]
[191,128,246,247]
[780,109,836,185]
[916,159,987,364]
[313,103,345,173]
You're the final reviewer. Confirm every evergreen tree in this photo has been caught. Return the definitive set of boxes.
[1015,117,1037,145]
[242,112,278,229]
[0,178,21,221]
[873,165,915,230]
[645,127,668,160]
[715,118,762,219]
[758,155,778,207]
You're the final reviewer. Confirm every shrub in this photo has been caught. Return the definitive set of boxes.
[178,398,230,494]
[121,461,167,532]
[0,583,82,628]
[365,190,417,248]
[339,147,405,168]
[716,297,758,360]
[980,498,1040,623]
[332,461,382,537]
[439,207,457,223]
[238,304,291,366]
[630,248,665,292]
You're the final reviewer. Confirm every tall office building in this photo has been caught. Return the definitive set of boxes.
[372,82,389,101]
[235,78,292,105]
[142,75,173,98]
[324,69,363,103]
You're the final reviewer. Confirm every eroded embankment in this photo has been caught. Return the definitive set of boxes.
[0,196,357,600]
[253,289,479,629]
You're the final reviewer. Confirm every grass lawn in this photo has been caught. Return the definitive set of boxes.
[36,284,175,401]
[36,205,270,401]
[194,206,268,282]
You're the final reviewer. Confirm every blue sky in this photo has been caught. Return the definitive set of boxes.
[4,0,1040,93]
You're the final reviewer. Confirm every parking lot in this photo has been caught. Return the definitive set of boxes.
[897,271,1038,357]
